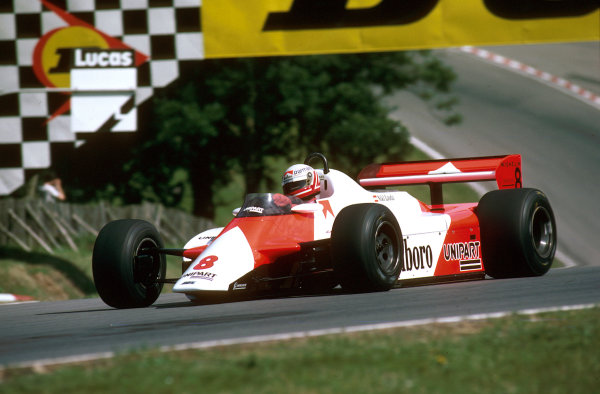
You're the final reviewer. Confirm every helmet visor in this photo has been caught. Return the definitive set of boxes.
[283,179,307,195]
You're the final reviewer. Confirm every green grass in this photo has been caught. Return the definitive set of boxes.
[2,308,598,393]
[0,236,183,301]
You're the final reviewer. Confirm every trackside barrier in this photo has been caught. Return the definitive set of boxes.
[0,199,214,253]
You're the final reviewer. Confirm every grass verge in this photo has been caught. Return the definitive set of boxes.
[1,307,598,392]
[0,236,183,301]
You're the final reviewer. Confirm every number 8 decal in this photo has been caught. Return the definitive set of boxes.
[515,167,522,188]
[194,255,218,270]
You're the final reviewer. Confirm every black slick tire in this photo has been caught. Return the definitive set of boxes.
[331,204,403,292]
[478,188,556,278]
[92,219,166,308]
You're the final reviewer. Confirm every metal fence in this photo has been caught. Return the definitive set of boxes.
[0,198,214,254]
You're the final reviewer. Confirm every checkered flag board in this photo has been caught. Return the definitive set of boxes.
[0,0,204,195]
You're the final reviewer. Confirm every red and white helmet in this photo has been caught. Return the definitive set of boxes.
[282,164,320,199]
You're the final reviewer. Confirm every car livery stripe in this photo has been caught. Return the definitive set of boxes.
[360,171,496,187]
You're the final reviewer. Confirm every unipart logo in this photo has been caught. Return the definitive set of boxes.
[73,48,134,68]
[182,271,217,281]
[443,241,480,261]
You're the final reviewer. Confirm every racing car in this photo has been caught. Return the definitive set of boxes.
[92,153,556,308]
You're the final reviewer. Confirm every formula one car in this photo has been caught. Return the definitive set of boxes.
[92,153,556,308]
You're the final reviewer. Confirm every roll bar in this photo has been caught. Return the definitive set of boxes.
[304,152,329,174]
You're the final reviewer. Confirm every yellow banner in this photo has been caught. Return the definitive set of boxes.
[203,0,600,58]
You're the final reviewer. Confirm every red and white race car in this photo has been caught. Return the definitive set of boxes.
[92,153,556,308]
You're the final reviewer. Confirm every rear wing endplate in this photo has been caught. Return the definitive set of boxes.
[358,154,522,206]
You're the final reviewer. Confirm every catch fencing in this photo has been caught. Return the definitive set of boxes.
[0,199,214,254]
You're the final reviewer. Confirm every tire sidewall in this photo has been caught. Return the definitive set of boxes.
[360,207,402,288]
[93,220,165,308]
[479,188,556,278]
[332,204,403,291]
[518,190,557,275]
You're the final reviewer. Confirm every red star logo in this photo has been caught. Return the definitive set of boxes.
[318,200,334,218]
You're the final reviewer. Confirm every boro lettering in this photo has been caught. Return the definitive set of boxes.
[403,241,433,271]
[443,241,481,261]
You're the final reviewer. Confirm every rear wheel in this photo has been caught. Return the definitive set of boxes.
[93,219,166,308]
[478,188,556,278]
[331,204,403,291]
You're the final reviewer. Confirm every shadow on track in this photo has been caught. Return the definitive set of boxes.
[35,288,350,315]
[154,287,348,309]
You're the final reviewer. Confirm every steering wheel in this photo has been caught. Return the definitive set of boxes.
[304,152,329,174]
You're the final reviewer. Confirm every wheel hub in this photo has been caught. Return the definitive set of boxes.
[134,238,161,287]
[531,205,554,259]
[375,221,400,275]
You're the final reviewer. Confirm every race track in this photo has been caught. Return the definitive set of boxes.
[1,266,599,368]
[2,43,598,369]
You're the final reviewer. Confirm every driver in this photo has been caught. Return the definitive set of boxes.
[281,164,321,201]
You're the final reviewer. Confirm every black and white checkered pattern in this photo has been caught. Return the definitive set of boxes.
[0,0,204,195]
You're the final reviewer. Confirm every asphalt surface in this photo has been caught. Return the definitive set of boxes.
[2,43,598,368]
[389,42,600,267]
[1,266,599,368]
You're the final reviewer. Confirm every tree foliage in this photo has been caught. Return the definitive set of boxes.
[102,52,457,218]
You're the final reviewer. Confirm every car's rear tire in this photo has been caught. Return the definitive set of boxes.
[478,188,556,278]
[331,204,403,291]
[93,219,166,308]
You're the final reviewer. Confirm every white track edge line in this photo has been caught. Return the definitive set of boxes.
[3,303,596,371]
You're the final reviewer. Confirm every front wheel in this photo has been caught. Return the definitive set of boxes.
[93,219,166,308]
[331,204,403,292]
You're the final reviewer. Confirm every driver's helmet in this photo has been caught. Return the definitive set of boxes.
[282,164,320,200]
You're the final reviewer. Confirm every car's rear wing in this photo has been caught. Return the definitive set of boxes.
[357,154,522,206]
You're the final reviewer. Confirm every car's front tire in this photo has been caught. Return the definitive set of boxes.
[331,204,403,292]
[93,219,166,308]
